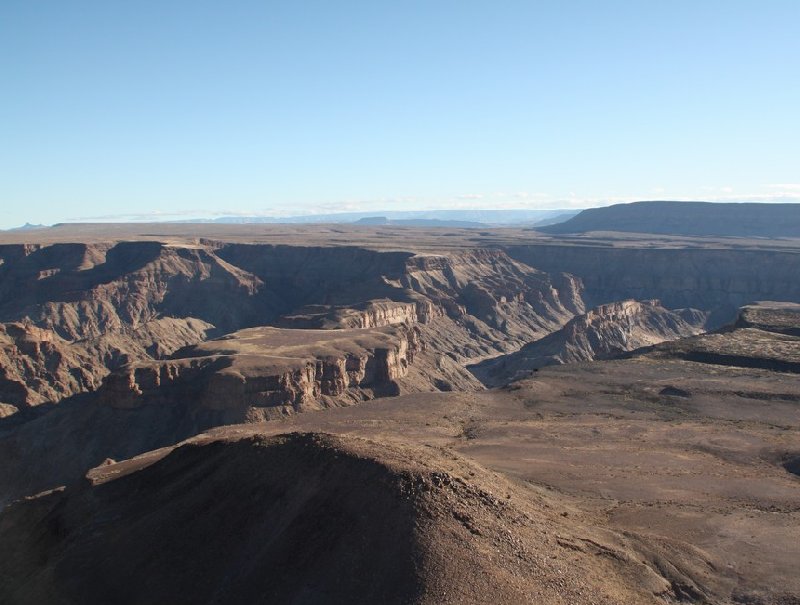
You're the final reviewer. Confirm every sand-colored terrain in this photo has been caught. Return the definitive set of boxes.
[0,222,799,603]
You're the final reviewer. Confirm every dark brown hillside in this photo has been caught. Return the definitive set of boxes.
[0,432,703,605]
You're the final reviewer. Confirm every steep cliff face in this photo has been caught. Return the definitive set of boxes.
[0,323,94,408]
[0,241,585,411]
[97,324,425,421]
[470,300,707,387]
[402,249,584,361]
[505,244,800,326]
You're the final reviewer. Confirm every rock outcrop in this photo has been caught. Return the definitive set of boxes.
[98,324,424,420]
[470,300,707,387]
[734,301,800,336]
[641,301,800,372]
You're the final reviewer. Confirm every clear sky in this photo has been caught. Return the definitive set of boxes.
[1,1,798,228]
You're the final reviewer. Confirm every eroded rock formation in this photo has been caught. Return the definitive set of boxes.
[470,300,707,387]
[0,241,584,413]
[505,244,800,326]
[98,324,424,419]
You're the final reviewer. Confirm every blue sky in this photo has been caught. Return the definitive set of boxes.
[1,1,798,227]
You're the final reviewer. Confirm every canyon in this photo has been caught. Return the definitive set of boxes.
[469,299,708,387]
[0,214,799,604]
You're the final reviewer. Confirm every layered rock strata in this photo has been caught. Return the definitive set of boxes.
[0,241,584,411]
[470,300,707,387]
[98,324,423,419]
[642,301,800,372]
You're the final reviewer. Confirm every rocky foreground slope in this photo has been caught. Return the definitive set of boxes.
[3,304,798,603]
[470,299,707,386]
[0,432,712,605]
[0,221,799,603]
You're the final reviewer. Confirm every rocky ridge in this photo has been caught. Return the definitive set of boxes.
[640,301,800,372]
[470,299,707,387]
[0,432,710,605]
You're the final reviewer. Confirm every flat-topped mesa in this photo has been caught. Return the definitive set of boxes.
[539,200,800,237]
[98,324,423,419]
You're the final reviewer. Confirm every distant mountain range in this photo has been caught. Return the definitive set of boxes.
[173,209,579,226]
[9,209,581,231]
[6,222,47,232]
[353,217,485,227]
[16,201,800,235]
[539,201,800,237]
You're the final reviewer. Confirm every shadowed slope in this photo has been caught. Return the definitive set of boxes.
[0,432,692,605]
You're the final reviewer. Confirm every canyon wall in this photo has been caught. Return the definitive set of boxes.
[0,241,584,413]
[470,299,707,387]
[505,244,800,326]
[97,324,423,421]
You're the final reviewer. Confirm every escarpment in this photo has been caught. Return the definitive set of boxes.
[470,299,707,387]
[641,301,800,372]
[505,244,800,326]
[98,325,425,421]
[0,241,584,412]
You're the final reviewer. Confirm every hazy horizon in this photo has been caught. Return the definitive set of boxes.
[2,1,798,229]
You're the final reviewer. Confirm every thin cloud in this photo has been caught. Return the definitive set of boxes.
[63,187,800,224]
